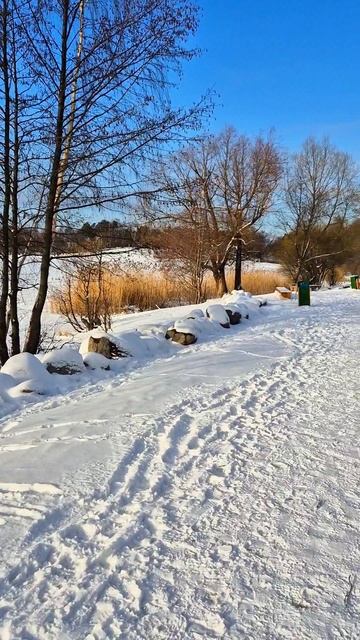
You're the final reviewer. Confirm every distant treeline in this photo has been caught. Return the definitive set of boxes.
[7,220,275,263]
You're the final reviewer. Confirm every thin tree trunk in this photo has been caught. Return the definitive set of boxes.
[9,14,20,355]
[23,0,70,354]
[53,0,84,233]
[234,234,242,290]
[212,263,228,296]
[0,0,11,364]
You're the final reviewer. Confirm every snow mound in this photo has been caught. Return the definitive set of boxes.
[222,290,251,305]
[186,309,205,319]
[42,347,85,374]
[8,375,54,397]
[1,352,45,382]
[0,372,16,392]
[235,302,251,319]
[83,352,111,370]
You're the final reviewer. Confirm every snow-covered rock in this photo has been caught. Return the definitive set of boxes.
[80,328,128,359]
[80,328,106,355]
[165,328,197,345]
[1,352,45,382]
[173,318,204,337]
[42,347,85,375]
[165,316,206,346]
[206,304,230,328]
[219,291,254,318]
[83,352,111,370]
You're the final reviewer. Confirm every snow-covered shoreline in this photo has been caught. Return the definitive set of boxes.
[0,290,267,422]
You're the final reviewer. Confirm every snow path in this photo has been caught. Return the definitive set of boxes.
[0,292,359,638]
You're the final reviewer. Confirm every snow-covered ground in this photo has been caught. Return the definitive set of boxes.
[0,288,359,639]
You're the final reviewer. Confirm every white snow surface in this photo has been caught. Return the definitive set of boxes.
[0,289,359,639]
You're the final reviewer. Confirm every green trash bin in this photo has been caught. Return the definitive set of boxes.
[298,280,310,306]
[350,275,359,289]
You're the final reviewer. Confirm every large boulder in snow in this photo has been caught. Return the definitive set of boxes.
[206,304,230,328]
[80,328,128,359]
[87,336,127,359]
[165,328,197,345]
[42,347,85,375]
[1,352,45,382]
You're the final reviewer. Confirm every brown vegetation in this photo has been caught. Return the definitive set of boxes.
[50,268,289,329]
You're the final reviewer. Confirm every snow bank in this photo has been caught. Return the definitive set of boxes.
[222,290,251,304]
[8,375,54,397]
[0,290,269,416]
[0,372,16,392]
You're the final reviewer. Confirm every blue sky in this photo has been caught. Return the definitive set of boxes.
[173,0,360,158]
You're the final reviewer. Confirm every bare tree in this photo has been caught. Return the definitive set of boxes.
[216,129,282,290]
[156,223,208,303]
[144,128,281,294]
[280,138,359,282]
[0,0,208,361]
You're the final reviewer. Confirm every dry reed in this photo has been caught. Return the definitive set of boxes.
[50,269,289,318]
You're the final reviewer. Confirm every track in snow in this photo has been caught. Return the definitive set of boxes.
[0,294,359,639]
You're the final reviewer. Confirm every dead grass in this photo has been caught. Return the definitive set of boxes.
[232,270,289,295]
[50,268,289,319]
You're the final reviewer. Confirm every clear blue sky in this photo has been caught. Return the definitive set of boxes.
[173,0,360,158]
